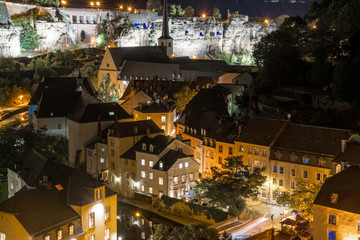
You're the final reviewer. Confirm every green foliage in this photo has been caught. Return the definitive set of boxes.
[238,50,255,66]
[0,125,69,173]
[195,156,266,216]
[96,33,109,48]
[153,223,219,240]
[170,5,177,16]
[97,75,119,102]
[170,5,185,17]
[234,92,250,121]
[212,8,221,21]
[184,6,195,17]
[222,231,232,240]
[20,25,41,51]
[34,0,59,7]
[174,86,197,112]
[275,179,323,221]
[146,0,162,13]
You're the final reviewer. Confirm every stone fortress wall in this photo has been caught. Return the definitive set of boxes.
[0,2,276,58]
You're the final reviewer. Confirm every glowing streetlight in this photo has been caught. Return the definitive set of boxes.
[19,95,24,104]
[61,0,66,5]
[135,212,153,239]
[202,14,206,18]
[90,1,94,6]
[264,19,269,24]
[96,1,100,6]
[312,25,317,29]
[128,7,132,12]
[119,5,123,10]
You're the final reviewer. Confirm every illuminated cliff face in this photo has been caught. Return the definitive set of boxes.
[115,15,276,57]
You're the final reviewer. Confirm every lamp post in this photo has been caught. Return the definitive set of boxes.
[61,0,66,9]
[135,212,153,239]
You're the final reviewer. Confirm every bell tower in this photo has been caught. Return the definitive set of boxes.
[158,0,173,57]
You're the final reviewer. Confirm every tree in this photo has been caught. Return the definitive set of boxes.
[173,86,197,112]
[222,231,232,240]
[170,5,177,16]
[195,156,266,216]
[212,8,221,21]
[275,179,323,221]
[146,0,162,13]
[153,223,219,240]
[96,33,109,48]
[176,5,185,17]
[20,25,41,51]
[0,124,69,173]
[234,92,250,121]
[96,75,119,103]
[184,6,195,17]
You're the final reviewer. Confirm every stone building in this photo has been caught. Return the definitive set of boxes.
[0,2,20,57]
[313,166,360,240]
[133,100,176,136]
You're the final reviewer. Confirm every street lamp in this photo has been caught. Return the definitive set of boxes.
[90,1,94,6]
[119,5,123,10]
[128,7,132,12]
[135,212,153,239]
[202,14,206,18]
[19,95,23,104]
[61,0,66,9]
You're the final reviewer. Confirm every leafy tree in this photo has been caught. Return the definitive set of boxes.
[0,124,69,173]
[212,8,221,21]
[20,25,41,51]
[238,50,255,66]
[170,5,177,16]
[97,75,119,102]
[195,156,266,216]
[146,0,162,13]
[96,33,109,48]
[176,5,185,17]
[234,92,250,121]
[184,6,195,17]
[51,50,75,67]
[222,231,232,240]
[173,86,197,112]
[35,0,59,7]
[275,179,323,221]
[153,223,219,240]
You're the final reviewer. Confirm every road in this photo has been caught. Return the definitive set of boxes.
[0,104,28,130]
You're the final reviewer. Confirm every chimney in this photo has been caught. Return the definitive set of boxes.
[203,129,206,136]
[341,139,347,153]
[237,126,242,137]
[201,128,204,135]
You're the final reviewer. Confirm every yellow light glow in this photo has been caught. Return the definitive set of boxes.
[202,14,206,18]
[128,7,132,11]
[312,25,317,29]
[20,117,25,121]
[135,212,141,217]
[192,55,197,59]
[120,5,123,9]
[61,0,66,4]
[19,95,23,100]
[96,1,100,6]
[90,2,94,6]
[93,203,104,214]
[264,19,269,24]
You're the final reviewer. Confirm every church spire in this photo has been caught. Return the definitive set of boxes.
[160,0,171,39]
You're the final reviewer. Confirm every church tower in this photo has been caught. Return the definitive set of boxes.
[158,0,173,57]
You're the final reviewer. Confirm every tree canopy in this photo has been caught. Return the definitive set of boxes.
[97,75,120,103]
[194,156,266,216]
[174,86,197,112]
[146,0,162,13]
[212,8,221,21]
[184,6,195,17]
[153,223,219,240]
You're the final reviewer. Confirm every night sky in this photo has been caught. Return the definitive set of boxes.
[70,0,315,18]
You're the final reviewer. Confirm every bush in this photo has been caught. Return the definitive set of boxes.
[20,25,41,51]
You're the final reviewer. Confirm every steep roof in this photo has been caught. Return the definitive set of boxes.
[314,166,360,214]
[69,102,131,123]
[0,2,10,24]
[121,135,174,160]
[236,117,288,146]
[107,120,163,138]
[333,142,360,165]
[134,101,174,113]
[0,187,80,237]
[153,150,190,171]
[273,123,351,156]
[107,47,170,68]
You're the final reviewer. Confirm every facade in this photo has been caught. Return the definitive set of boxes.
[133,101,176,136]
[119,90,152,116]
[313,166,360,240]
[120,134,198,198]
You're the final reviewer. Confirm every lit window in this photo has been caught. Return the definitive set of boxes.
[147,116,151,120]
[178,162,184,169]
[142,143,146,151]
[329,214,336,225]
[280,167,284,174]
[149,187,153,194]
[95,188,103,200]
[181,175,186,183]
[149,172,153,180]
[328,230,336,240]
[357,221,360,231]
[89,212,95,228]
[159,161,163,168]
[254,160,259,167]
[109,111,114,116]
[173,176,178,184]
[149,144,154,152]
[135,114,138,120]
[159,177,164,185]
[141,232,145,239]
[239,145,244,152]
[100,158,105,163]
[262,149,267,156]
[141,171,146,178]
[149,160,153,167]
[101,148,105,152]
[105,206,110,222]
[141,159,145,166]
[44,235,50,240]
[89,234,95,240]
[105,228,110,240]
[273,166,277,173]
[291,181,295,189]
[303,170,308,179]
[69,224,74,235]
[57,230,62,240]
[185,162,189,168]
[189,173,194,182]
[10,182,14,190]
[303,157,309,164]
[141,185,145,192]
[161,116,166,122]
[335,164,341,173]
[161,125,166,132]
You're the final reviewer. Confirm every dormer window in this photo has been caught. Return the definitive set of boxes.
[95,187,103,201]
[57,229,62,240]
[69,224,74,235]
[109,112,114,116]
[159,161,163,169]
[149,144,154,152]
[142,143,146,151]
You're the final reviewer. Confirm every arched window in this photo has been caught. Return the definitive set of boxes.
[149,144,154,152]
[142,143,146,151]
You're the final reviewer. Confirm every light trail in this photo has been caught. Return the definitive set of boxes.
[230,217,268,238]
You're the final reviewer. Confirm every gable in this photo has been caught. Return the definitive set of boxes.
[99,49,118,71]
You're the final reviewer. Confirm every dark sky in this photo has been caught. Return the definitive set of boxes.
[71,0,314,18]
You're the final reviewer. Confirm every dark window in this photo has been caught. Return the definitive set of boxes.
[218,157,222,164]
[303,170,308,178]
[279,179,284,186]
[273,166,277,173]
[291,169,296,176]
[329,214,336,225]
[218,145,223,153]
[280,167,284,174]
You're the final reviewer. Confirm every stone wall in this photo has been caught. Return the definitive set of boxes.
[115,14,276,57]
[0,26,20,57]
[36,21,74,51]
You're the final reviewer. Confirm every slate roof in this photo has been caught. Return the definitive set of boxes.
[0,187,80,237]
[153,150,190,171]
[134,101,174,113]
[314,166,360,214]
[107,47,170,68]
[273,123,351,156]
[121,135,174,160]
[107,120,163,138]
[30,77,98,118]
[333,142,360,164]
[236,117,288,146]
[69,102,131,123]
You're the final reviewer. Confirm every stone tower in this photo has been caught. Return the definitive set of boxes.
[158,0,173,57]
